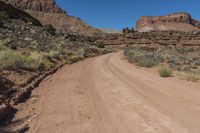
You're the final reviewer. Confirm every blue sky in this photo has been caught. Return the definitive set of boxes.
[56,0,200,30]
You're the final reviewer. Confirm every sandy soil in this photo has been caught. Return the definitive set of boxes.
[11,52,200,133]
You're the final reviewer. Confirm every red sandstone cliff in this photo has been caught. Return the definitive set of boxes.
[136,12,200,32]
[2,0,101,35]
[2,0,64,13]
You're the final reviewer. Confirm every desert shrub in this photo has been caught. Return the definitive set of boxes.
[127,50,143,63]
[44,24,56,35]
[124,48,163,68]
[68,34,77,41]
[124,48,145,63]
[0,50,24,70]
[62,50,80,64]
[185,74,199,82]
[125,49,156,67]
[95,43,105,48]
[48,51,60,59]
[41,51,60,60]
[0,12,9,20]
[67,54,79,64]
[176,72,199,82]
[0,44,4,50]
[159,68,172,77]
[29,52,55,71]
[23,17,35,24]
[22,56,39,71]
[125,48,134,58]
[40,59,55,70]
[124,47,129,56]
[137,57,156,68]
[0,41,6,50]
[84,46,103,57]
[21,52,43,71]
[0,49,55,71]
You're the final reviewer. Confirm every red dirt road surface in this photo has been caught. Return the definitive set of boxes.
[15,52,200,133]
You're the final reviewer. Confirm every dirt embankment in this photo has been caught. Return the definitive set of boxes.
[4,52,200,133]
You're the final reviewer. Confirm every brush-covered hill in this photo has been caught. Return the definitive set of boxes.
[2,0,102,35]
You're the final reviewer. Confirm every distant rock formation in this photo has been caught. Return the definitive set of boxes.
[136,12,200,32]
[2,0,101,35]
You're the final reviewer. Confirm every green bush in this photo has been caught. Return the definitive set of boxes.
[44,24,56,35]
[137,57,156,68]
[95,43,105,48]
[47,51,60,59]
[22,56,39,71]
[159,68,172,77]
[62,50,79,63]
[40,59,55,70]
[21,52,43,71]
[67,54,79,64]
[124,49,145,63]
[124,48,162,68]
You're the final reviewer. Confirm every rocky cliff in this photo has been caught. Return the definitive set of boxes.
[0,1,41,26]
[2,0,101,35]
[2,0,64,13]
[136,12,200,32]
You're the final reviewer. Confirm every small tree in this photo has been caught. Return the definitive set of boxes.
[44,24,56,35]
[122,27,129,34]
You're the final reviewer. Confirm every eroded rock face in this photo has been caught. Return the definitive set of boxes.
[2,0,101,35]
[3,0,64,13]
[0,1,41,26]
[136,12,200,32]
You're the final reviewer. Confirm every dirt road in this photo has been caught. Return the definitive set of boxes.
[15,52,200,133]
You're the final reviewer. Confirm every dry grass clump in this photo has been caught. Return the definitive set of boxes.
[0,44,55,71]
[0,50,24,70]
[175,71,200,82]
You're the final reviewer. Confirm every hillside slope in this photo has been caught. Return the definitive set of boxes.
[0,1,41,26]
[2,0,101,35]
